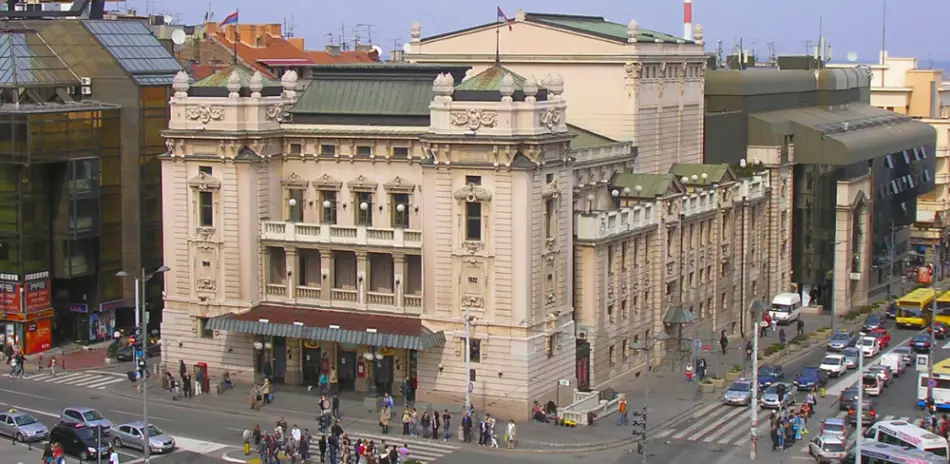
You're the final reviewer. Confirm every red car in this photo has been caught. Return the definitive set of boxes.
[869,328,891,348]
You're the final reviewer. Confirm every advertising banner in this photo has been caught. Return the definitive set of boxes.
[89,311,115,342]
[24,277,51,312]
[0,280,20,313]
[24,317,51,354]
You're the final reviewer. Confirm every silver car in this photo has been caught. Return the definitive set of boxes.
[760,382,797,409]
[893,346,914,366]
[111,421,176,454]
[842,348,859,369]
[809,434,847,463]
[59,407,112,436]
[0,411,48,442]
[827,331,857,351]
[722,379,754,406]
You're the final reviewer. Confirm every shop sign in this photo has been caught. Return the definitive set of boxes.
[100,299,125,312]
[28,309,53,321]
[69,304,89,313]
[0,281,20,313]
[24,273,51,312]
[0,311,25,322]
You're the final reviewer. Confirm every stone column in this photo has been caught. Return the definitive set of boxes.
[285,247,298,301]
[394,253,405,309]
[319,248,333,301]
[356,251,368,306]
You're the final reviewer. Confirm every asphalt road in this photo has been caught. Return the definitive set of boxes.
[650,320,931,463]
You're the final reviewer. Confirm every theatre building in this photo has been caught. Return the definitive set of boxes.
[159,63,576,416]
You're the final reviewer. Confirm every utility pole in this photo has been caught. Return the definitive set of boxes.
[750,300,761,460]
[464,305,472,413]
[856,342,864,460]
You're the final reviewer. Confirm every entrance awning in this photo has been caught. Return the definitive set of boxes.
[205,305,446,350]
[663,307,698,325]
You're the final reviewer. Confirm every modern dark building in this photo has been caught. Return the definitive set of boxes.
[0,18,179,349]
[704,65,937,314]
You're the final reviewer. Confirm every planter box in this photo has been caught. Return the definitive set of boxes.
[725,371,741,381]
[709,378,726,388]
[788,344,801,352]
[105,357,116,365]
[698,383,716,394]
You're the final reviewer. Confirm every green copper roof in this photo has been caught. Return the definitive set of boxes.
[525,13,685,44]
[292,79,433,116]
[611,173,676,198]
[455,64,526,92]
[567,124,617,150]
[192,64,279,88]
[668,163,732,185]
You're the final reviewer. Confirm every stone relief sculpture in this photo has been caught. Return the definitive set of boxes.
[347,174,378,191]
[461,296,484,308]
[450,109,497,130]
[384,176,415,193]
[623,62,642,97]
[461,241,484,254]
[539,107,561,132]
[187,171,221,190]
[542,178,559,199]
[453,183,493,202]
[185,105,225,124]
[266,104,289,122]
[313,173,342,191]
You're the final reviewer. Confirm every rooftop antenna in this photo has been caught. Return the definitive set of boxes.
[325,32,335,45]
[355,24,375,44]
[716,40,723,68]
[881,1,887,65]
[340,23,348,50]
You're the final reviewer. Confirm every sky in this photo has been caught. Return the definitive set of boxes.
[134,0,945,64]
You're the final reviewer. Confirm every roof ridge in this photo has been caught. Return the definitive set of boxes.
[526,12,607,21]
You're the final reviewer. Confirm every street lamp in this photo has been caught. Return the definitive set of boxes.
[748,298,769,461]
[629,332,672,464]
[116,265,170,464]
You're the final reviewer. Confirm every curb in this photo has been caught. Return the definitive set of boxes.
[221,450,250,463]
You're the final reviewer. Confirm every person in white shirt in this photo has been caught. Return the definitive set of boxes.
[108,446,120,464]
[291,425,301,444]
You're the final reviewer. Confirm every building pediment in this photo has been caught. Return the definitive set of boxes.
[281,172,309,188]
[312,173,342,191]
[347,175,378,192]
[384,176,415,193]
[188,171,221,190]
[453,183,492,202]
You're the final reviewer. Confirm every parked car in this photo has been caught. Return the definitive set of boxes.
[59,407,112,435]
[111,421,176,454]
[827,330,858,351]
[911,334,933,352]
[0,411,48,442]
[722,379,754,406]
[893,346,914,366]
[809,434,848,463]
[49,423,109,461]
[868,328,892,348]
[760,382,797,409]
[758,365,786,388]
[842,348,860,369]
[793,367,826,391]
[820,354,847,377]
[116,343,161,362]
[863,313,887,331]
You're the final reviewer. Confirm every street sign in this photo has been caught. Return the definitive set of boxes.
[930,379,937,388]
[694,339,702,351]
[918,354,930,371]
[558,379,571,387]
[468,382,475,393]
[136,350,144,359]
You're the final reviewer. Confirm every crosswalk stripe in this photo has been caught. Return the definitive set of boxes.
[25,373,52,381]
[47,373,92,383]
[72,376,115,387]
[722,410,771,445]
[86,378,126,389]
[688,406,749,441]
[673,407,734,439]
[54,374,99,384]
[309,433,459,464]
[705,409,760,443]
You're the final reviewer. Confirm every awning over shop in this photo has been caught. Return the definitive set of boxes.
[663,307,698,325]
[206,305,446,350]
[749,104,936,165]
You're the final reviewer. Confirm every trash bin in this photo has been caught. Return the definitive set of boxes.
[195,362,210,393]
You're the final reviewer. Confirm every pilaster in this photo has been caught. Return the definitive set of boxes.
[394,253,405,309]
[356,250,368,306]
[319,248,333,297]
[284,247,297,301]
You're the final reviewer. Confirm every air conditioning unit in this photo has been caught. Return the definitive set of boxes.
[80,87,92,96]
[80,77,92,86]
[65,86,75,95]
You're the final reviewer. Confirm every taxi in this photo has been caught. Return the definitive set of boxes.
[868,328,891,348]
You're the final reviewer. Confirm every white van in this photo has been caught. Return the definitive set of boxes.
[865,420,950,457]
[879,353,905,378]
[770,293,802,325]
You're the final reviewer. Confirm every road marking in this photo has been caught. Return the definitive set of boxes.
[0,402,58,419]
[827,332,920,397]
[85,377,126,389]
[43,372,86,383]
[688,406,748,441]
[673,407,733,439]
[943,340,950,349]
[172,436,230,454]
[0,387,54,400]
[226,427,246,433]
[704,408,767,443]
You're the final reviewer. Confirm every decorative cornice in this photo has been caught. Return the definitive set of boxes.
[312,173,342,191]
[281,172,309,188]
[453,183,493,202]
[383,176,415,193]
[187,171,221,190]
[347,174,379,192]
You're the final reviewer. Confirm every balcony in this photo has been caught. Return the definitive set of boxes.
[330,289,358,302]
[266,284,287,296]
[574,204,658,241]
[738,177,766,201]
[261,222,422,249]
[296,286,321,300]
[367,291,396,305]
[404,294,423,308]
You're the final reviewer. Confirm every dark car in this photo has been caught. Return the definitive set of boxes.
[911,334,933,353]
[845,398,877,425]
[885,302,897,319]
[116,343,161,362]
[839,385,860,411]
[793,367,827,391]
[929,322,948,340]
[863,314,886,331]
[49,423,109,461]
[758,365,785,388]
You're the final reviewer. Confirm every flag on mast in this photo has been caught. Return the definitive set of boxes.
[220,11,239,26]
[496,7,512,30]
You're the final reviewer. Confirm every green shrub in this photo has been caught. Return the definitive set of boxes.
[729,364,743,373]
[790,334,807,345]
[107,341,120,358]
[817,327,830,333]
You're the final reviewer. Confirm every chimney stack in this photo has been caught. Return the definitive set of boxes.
[684,0,693,41]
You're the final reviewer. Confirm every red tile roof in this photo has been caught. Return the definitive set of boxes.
[238,304,425,337]
[211,33,379,76]
[306,50,380,64]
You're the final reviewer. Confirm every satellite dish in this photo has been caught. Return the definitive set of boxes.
[163,14,174,25]
[171,29,187,46]
[847,51,858,64]
[371,44,383,56]
[402,42,411,54]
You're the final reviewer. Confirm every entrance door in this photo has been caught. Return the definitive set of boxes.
[302,348,322,386]
[272,337,287,384]
[373,355,394,395]
[337,351,356,391]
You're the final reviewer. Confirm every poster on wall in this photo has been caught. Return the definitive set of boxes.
[24,273,51,312]
[0,280,20,313]
[89,311,115,342]
[24,318,51,354]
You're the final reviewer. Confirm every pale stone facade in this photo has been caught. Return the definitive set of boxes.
[159,65,576,417]
[404,10,708,175]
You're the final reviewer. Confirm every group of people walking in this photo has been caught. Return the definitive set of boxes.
[770,389,817,452]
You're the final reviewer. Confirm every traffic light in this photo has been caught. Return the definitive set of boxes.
[136,358,147,379]
[630,407,647,437]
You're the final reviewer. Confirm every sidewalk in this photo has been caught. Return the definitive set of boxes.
[20,339,115,374]
[0,438,44,463]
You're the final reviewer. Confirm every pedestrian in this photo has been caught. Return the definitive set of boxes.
[341,435,350,464]
[506,419,516,449]
[319,435,327,464]
[779,328,787,345]
[431,409,441,440]
[183,373,192,398]
[478,416,487,446]
[462,411,472,443]
[770,424,779,452]
[402,409,411,436]
[697,358,707,382]
[49,355,56,377]
[745,340,753,362]
[108,445,120,464]
[421,411,431,439]
[488,415,498,448]
[379,405,392,434]
[333,394,341,419]
[796,318,805,336]
[409,408,418,436]
[442,409,452,441]
[179,359,186,378]
[719,330,728,355]
[616,397,628,425]
[42,442,53,463]
[685,365,694,383]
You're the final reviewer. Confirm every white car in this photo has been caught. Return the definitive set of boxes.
[820,354,847,377]
[858,336,880,357]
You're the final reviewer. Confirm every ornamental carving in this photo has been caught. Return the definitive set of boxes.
[195,227,215,241]
[453,183,493,202]
[383,176,415,193]
[623,62,642,97]
[185,105,225,124]
[546,291,556,304]
[659,62,667,78]
[461,296,484,308]
[266,103,289,122]
[281,172,309,188]
[607,281,615,299]
[539,107,561,132]
[188,171,221,190]
[545,237,557,251]
[542,179,559,199]
[666,262,674,277]
[196,278,216,291]
[450,109,497,130]
[347,174,378,192]
[313,173,342,191]
[461,241,483,254]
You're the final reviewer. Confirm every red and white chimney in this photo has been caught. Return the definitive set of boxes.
[683,0,694,41]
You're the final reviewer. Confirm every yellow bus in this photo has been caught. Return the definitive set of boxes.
[896,288,936,329]
[937,290,950,325]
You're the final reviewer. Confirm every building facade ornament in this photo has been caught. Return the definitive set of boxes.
[623,62,642,97]
[347,174,378,192]
[409,21,422,42]
[187,171,221,190]
[626,20,639,43]
[172,71,190,98]
[266,104,289,122]
[659,62,667,78]
[539,107,561,132]
[196,278,216,291]
[195,227,215,241]
[461,295,484,308]
[461,241,484,254]
[523,75,539,102]
[281,172,309,188]
[499,73,515,102]
[227,71,241,97]
[453,183,493,202]
[249,71,264,98]
[545,237,557,251]
[542,178,559,199]
[185,105,225,124]
[383,176,415,193]
[450,109,497,130]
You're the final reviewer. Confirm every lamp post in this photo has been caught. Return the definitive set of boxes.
[749,298,768,460]
[116,265,170,464]
[856,338,865,460]
[629,332,672,464]
[888,224,908,302]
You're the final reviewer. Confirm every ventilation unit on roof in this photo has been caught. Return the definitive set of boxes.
[80,77,92,86]
[80,87,92,96]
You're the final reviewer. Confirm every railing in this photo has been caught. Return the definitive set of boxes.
[296,286,321,299]
[574,204,657,241]
[559,391,626,426]
[403,294,423,308]
[261,221,422,249]
[738,177,766,200]
[367,291,396,305]
[330,289,358,302]
[572,143,632,166]
[265,284,287,296]
[682,191,718,216]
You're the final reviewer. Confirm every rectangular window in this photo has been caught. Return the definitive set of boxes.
[465,202,482,240]
[355,191,374,226]
[621,242,627,270]
[913,147,921,160]
[198,191,213,227]
[621,299,628,320]
[290,143,302,155]
[392,147,410,159]
[469,339,481,363]
[465,175,481,185]
[607,304,613,322]
[544,198,556,239]
[622,339,629,360]
[356,145,372,157]
[391,193,410,228]
[607,245,614,275]
[903,151,911,164]
[199,166,213,175]
[890,180,899,194]
[199,317,213,339]
[609,345,616,365]
[908,176,916,189]
[321,191,337,224]
[921,147,929,158]
[319,144,336,156]
[288,189,304,222]
[924,169,931,182]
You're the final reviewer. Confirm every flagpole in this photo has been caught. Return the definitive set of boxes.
[495,13,500,64]
[232,9,239,65]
